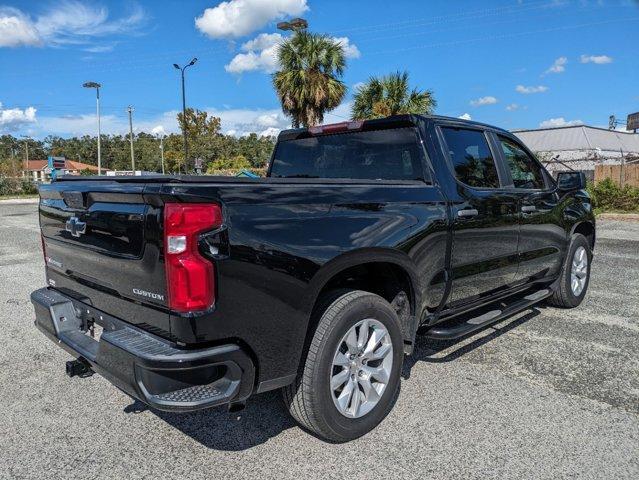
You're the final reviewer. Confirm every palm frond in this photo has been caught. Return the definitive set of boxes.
[351,71,436,120]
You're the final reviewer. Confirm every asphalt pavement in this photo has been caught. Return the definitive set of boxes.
[0,201,637,479]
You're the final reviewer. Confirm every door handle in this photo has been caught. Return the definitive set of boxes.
[458,208,479,218]
[521,205,536,213]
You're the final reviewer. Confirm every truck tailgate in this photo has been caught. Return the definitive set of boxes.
[38,181,171,337]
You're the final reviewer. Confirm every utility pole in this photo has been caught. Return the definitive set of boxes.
[173,58,197,173]
[20,135,29,171]
[83,82,102,174]
[127,106,135,172]
[159,135,165,174]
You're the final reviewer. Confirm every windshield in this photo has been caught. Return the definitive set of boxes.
[270,127,428,181]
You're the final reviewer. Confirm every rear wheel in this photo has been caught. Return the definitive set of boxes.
[547,233,592,308]
[282,290,404,442]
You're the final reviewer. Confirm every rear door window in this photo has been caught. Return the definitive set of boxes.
[270,127,429,181]
[440,127,500,188]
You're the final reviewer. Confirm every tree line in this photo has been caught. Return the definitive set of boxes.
[0,108,275,177]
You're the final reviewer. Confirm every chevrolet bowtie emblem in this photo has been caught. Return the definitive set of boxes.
[65,217,87,238]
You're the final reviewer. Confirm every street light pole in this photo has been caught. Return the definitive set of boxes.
[83,82,102,175]
[127,106,135,172]
[173,58,197,173]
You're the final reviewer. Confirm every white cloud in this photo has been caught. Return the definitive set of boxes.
[0,8,40,47]
[539,117,583,128]
[225,32,282,73]
[151,125,166,136]
[259,127,281,137]
[516,85,548,94]
[332,36,360,59]
[545,56,567,74]
[506,103,520,111]
[225,32,360,74]
[83,44,116,53]
[580,54,613,64]
[0,102,37,131]
[458,113,472,120]
[470,96,498,107]
[0,2,146,48]
[195,0,308,39]
[23,106,288,138]
[256,113,281,128]
[209,107,290,136]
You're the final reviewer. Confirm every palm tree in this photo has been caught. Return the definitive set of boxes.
[351,71,436,120]
[273,31,347,128]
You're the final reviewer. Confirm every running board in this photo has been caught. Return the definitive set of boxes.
[422,288,551,340]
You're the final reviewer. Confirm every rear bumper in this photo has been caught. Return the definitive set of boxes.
[31,287,255,412]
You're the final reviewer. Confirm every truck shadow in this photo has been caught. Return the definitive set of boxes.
[124,390,297,451]
[402,307,541,379]
[124,307,541,450]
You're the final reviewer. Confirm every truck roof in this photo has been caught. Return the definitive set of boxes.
[277,114,511,141]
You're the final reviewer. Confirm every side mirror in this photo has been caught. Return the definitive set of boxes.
[556,171,586,191]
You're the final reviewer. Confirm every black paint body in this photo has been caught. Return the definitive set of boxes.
[36,115,595,394]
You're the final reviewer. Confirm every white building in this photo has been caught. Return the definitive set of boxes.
[513,125,639,180]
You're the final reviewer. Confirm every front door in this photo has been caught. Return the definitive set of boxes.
[438,126,520,307]
[493,133,566,282]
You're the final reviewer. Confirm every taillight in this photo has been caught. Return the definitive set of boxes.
[164,203,222,312]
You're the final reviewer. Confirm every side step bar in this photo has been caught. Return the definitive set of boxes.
[422,288,551,340]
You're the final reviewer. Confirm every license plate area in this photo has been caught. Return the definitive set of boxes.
[86,323,104,342]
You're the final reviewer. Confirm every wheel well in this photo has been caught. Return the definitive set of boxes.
[574,222,595,249]
[303,262,416,354]
[313,262,414,314]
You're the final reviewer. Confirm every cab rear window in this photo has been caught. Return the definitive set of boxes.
[270,127,429,181]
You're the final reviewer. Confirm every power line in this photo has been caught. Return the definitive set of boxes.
[332,0,562,34]
[366,16,639,56]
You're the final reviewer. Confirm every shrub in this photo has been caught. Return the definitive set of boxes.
[0,177,39,196]
[587,178,639,213]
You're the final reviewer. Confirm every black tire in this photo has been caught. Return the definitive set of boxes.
[282,290,404,442]
[547,233,592,308]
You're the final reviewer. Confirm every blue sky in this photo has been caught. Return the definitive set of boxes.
[0,0,638,139]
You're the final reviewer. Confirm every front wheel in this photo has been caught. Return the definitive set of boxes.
[282,290,404,442]
[547,233,592,308]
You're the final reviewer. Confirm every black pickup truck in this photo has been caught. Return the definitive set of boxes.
[32,115,595,442]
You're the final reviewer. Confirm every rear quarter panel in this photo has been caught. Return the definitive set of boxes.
[161,181,448,387]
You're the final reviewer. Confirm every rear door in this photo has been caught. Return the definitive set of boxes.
[491,133,566,282]
[437,125,520,307]
[38,181,170,334]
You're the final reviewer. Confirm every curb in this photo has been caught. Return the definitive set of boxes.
[597,213,639,222]
[0,197,39,205]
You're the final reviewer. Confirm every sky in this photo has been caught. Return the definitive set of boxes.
[0,0,638,139]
